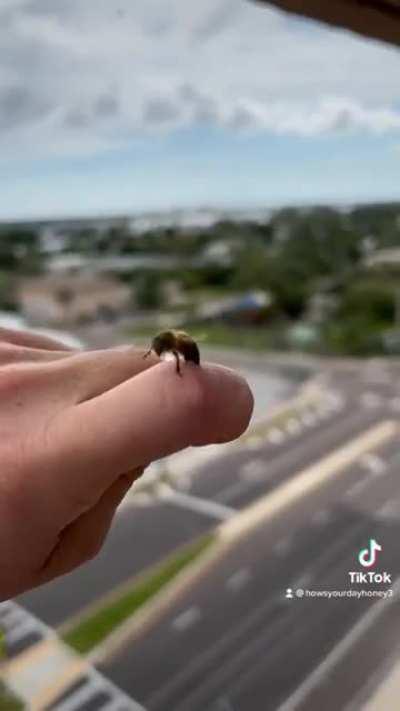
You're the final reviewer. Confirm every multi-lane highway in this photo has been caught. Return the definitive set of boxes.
[97,360,400,711]
[18,360,396,627]
[13,379,329,622]
[11,355,400,710]
[16,352,298,627]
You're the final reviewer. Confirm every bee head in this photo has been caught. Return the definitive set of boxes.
[151,330,175,356]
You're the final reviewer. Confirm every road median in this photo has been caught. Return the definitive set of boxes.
[84,420,397,664]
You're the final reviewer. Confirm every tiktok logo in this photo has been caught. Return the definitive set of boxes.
[358,539,382,568]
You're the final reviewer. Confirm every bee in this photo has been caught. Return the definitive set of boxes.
[143,330,200,375]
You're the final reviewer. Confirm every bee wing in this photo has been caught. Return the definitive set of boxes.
[191,332,208,344]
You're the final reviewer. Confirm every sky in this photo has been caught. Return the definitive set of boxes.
[1,0,400,221]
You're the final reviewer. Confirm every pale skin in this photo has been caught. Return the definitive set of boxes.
[0,328,254,601]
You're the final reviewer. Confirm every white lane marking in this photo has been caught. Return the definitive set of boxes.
[6,619,39,645]
[172,606,202,633]
[276,577,400,711]
[226,568,252,593]
[148,594,283,710]
[217,479,250,504]
[267,428,285,445]
[312,509,333,526]
[164,490,236,521]
[240,460,266,483]
[286,418,302,435]
[359,453,387,476]
[220,422,397,542]
[102,701,129,711]
[0,608,26,630]
[375,500,400,521]
[273,536,293,557]
[327,394,345,412]
[0,602,15,618]
[344,479,369,500]
[49,679,101,711]
[361,393,383,409]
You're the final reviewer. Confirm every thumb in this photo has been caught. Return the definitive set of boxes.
[37,466,146,583]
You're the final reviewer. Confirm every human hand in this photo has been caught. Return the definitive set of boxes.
[0,328,253,600]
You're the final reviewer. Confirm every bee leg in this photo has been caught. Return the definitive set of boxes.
[143,349,153,359]
[172,350,182,376]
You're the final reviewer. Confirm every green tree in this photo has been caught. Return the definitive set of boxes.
[134,271,163,310]
[0,229,43,274]
[0,271,17,310]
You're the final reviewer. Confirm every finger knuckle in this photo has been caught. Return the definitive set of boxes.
[0,342,18,364]
[81,535,105,562]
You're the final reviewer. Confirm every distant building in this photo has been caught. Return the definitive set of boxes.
[195,239,235,267]
[306,293,339,324]
[195,290,271,324]
[18,274,131,326]
[38,216,129,253]
[128,207,273,235]
[47,253,181,275]
[129,209,220,234]
[364,248,400,271]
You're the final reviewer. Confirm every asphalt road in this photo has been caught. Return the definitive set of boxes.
[17,360,400,631]
[16,501,212,628]
[16,359,297,627]
[100,434,400,711]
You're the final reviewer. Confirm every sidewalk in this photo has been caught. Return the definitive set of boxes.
[0,602,144,710]
[364,657,400,711]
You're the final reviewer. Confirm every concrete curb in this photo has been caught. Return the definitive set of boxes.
[87,420,398,666]
[220,420,398,542]
[87,534,223,667]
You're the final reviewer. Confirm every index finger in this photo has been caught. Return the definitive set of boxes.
[43,360,254,521]
[0,327,77,352]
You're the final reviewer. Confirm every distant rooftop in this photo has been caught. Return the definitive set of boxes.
[364,248,400,269]
[48,254,181,273]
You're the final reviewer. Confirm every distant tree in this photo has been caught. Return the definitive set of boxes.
[134,271,163,310]
[338,278,396,324]
[229,244,269,291]
[69,228,98,255]
[0,229,43,274]
[322,276,397,356]
[0,271,17,310]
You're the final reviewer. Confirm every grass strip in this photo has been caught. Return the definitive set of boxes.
[0,629,24,710]
[0,683,24,711]
[63,533,215,655]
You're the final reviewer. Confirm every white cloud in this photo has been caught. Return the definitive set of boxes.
[1,0,400,161]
